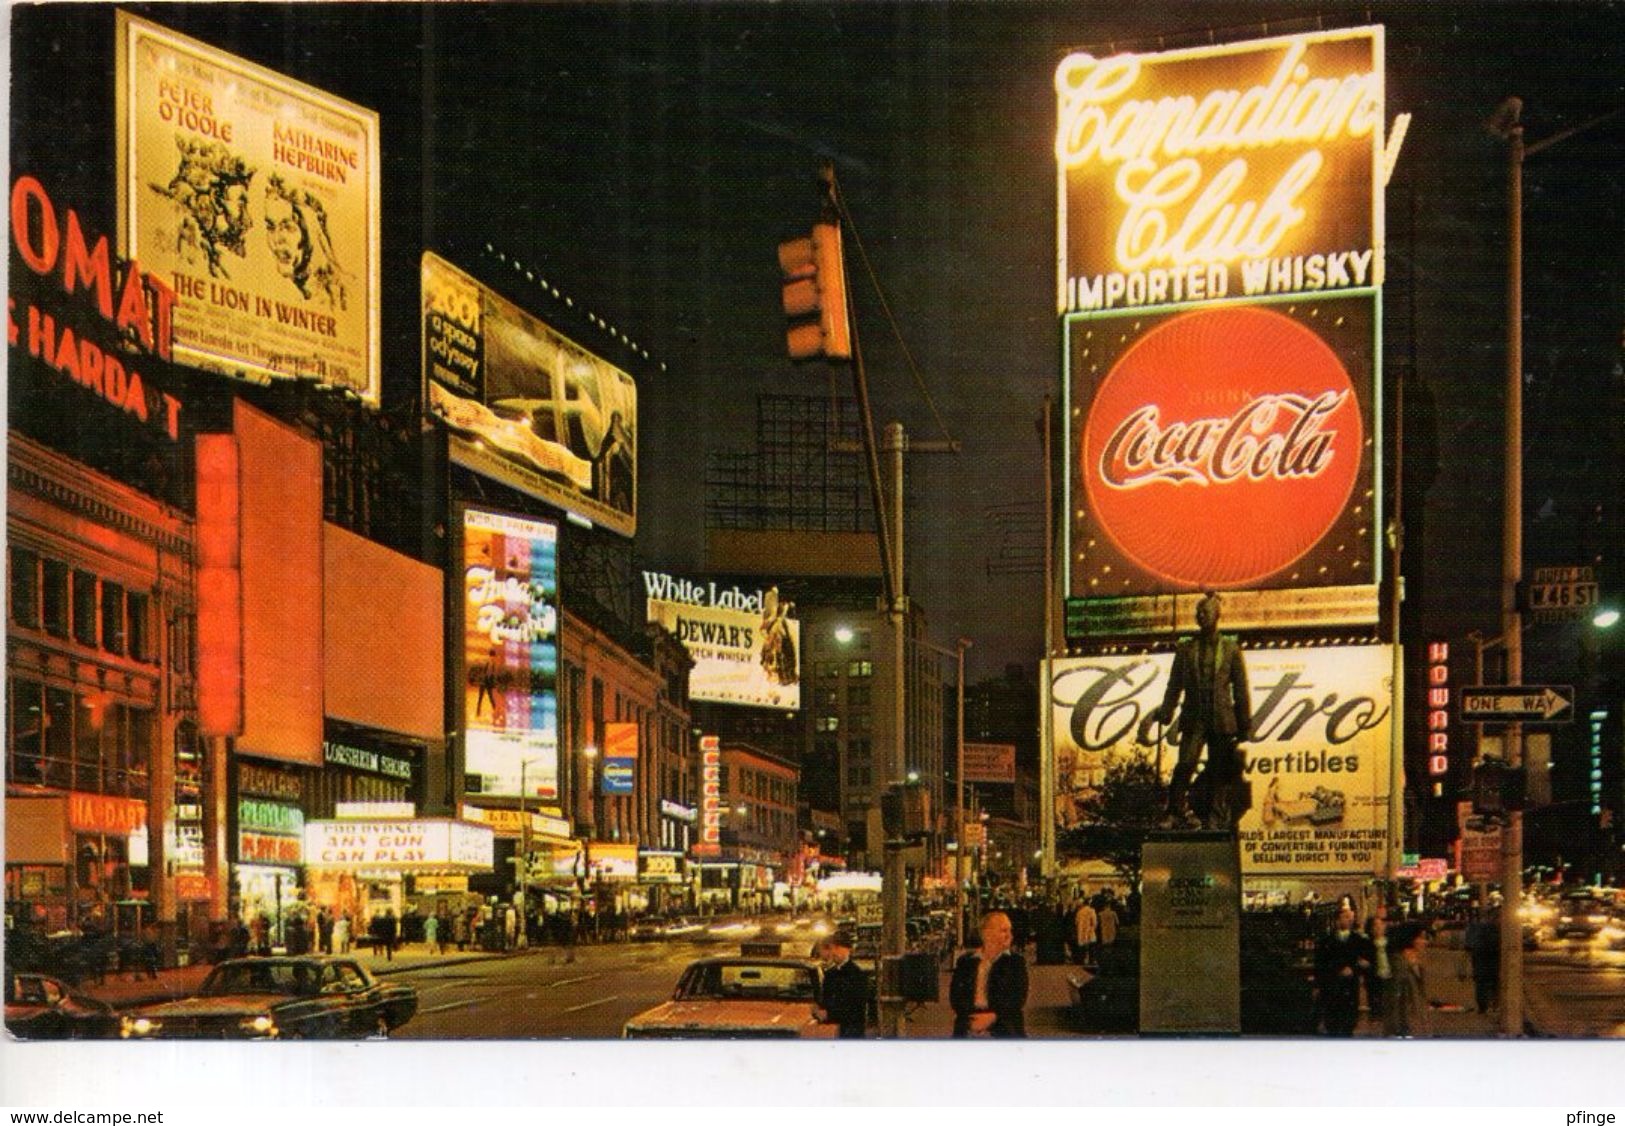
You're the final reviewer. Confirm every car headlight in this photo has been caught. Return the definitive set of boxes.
[812,921,830,936]
[120,1015,161,1039]
[238,1014,278,1037]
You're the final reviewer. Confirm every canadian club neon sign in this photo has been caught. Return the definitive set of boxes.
[1079,304,1363,589]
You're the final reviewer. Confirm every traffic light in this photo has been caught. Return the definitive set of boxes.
[1469,758,1527,818]
[777,221,850,361]
[881,781,931,841]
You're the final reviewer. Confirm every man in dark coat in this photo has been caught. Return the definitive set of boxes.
[1314,903,1374,1036]
[949,911,1029,1038]
[817,931,868,1038]
[1156,592,1253,829]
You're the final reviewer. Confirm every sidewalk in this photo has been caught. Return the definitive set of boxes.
[903,960,1086,1039]
[73,943,528,1010]
[1353,942,1501,1039]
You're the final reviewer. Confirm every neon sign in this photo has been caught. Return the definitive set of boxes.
[1056,27,1396,313]
[1427,642,1450,777]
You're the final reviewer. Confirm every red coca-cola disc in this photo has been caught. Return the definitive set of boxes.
[1080,305,1362,588]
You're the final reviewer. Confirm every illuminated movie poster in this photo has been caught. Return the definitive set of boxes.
[462,508,559,800]
[1050,645,1393,878]
[423,253,638,538]
[642,572,801,711]
[116,13,381,403]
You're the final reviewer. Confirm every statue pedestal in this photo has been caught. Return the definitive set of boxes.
[1138,830,1241,1035]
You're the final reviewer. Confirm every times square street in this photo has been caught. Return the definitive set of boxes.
[60,914,1625,1039]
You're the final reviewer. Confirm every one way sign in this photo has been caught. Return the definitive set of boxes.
[1459,686,1575,723]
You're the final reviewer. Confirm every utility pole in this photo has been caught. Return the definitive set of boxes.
[1497,97,1526,1041]
[780,164,957,1035]
[877,420,955,1038]
[1488,95,1625,1038]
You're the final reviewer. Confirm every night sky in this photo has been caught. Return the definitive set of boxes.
[10,1,1624,681]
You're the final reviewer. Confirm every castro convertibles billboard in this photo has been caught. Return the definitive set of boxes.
[117,13,381,403]
[1057,27,1398,636]
[1050,645,1393,879]
[643,573,801,711]
[424,253,637,538]
[461,508,559,800]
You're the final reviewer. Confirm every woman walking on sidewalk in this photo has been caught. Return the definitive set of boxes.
[1382,924,1431,1037]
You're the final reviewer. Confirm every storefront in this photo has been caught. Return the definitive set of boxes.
[233,760,306,944]
[637,849,689,914]
[5,791,148,935]
[460,803,578,920]
[302,818,495,936]
[6,432,196,944]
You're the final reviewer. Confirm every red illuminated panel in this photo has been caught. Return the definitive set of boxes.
[1080,305,1363,589]
[604,722,638,760]
[234,401,324,765]
[194,433,242,737]
[324,523,443,739]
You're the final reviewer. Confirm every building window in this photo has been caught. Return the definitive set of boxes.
[44,686,73,788]
[816,716,839,733]
[847,684,871,708]
[9,678,46,786]
[848,660,872,679]
[128,592,152,664]
[42,559,69,639]
[72,570,98,647]
[10,548,40,628]
[817,661,841,680]
[100,582,126,656]
[7,678,151,798]
[849,710,872,734]
[74,696,104,791]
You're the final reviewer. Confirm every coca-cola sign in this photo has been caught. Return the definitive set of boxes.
[1072,299,1373,597]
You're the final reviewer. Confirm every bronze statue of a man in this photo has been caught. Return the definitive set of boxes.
[1156,592,1252,830]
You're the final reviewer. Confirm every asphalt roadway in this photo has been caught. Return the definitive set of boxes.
[62,920,1625,1039]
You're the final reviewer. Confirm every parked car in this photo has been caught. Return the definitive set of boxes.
[5,970,117,1039]
[622,956,836,1039]
[118,956,416,1040]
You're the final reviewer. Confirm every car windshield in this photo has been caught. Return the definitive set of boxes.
[201,962,320,997]
[675,962,818,1002]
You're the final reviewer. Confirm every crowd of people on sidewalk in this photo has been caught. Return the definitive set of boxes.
[1310,898,1460,1038]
